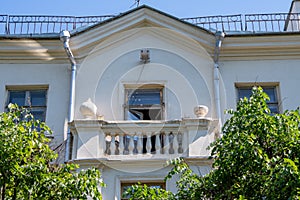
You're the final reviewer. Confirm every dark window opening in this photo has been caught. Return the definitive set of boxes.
[6,89,47,121]
[125,87,164,120]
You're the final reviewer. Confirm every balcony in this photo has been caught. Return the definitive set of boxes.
[69,118,219,162]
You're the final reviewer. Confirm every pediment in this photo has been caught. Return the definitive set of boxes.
[70,6,215,56]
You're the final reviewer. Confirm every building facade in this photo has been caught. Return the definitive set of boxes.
[1,1,300,199]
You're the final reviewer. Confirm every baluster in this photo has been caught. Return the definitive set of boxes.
[118,133,124,155]
[146,132,152,154]
[128,135,134,155]
[133,133,138,154]
[177,132,183,153]
[114,134,120,155]
[163,132,169,155]
[173,133,178,154]
[160,132,165,154]
[169,132,174,154]
[142,134,146,154]
[123,135,129,155]
[110,134,116,155]
[155,132,161,155]
[136,132,142,154]
[105,133,111,155]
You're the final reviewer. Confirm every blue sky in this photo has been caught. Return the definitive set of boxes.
[1,0,293,18]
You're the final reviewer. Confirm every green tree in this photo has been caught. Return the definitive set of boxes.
[125,87,300,199]
[0,104,104,200]
[201,86,300,199]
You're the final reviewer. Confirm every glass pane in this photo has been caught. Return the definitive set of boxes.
[264,88,276,103]
[127,110,143,120]
[30,90,46,106]
[128,108,161,120]
[238,87,277,102]
[30,109,46,121]
[238,87,278,113]
[128,89,161,105]
[9,91,26,106]
[238,88,252,100]
[268,104,279,114]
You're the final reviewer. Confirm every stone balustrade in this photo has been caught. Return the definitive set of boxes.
[104,129,184,156]
[69,118,218,161]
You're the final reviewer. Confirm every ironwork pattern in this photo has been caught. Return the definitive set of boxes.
[1,13,300,35]
[0,15,8,34]
[182,14,243,32]
[0,15,115,35]
[245,13,300,32]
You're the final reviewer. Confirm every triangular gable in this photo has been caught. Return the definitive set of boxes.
[70,5,215,52]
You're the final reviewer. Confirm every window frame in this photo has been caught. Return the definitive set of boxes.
[5,85,48,121]
[235,82,280,113]
[124,84,165,120]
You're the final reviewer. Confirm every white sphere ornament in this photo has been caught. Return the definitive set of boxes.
[194,105,209,118]
[80,98,97,119]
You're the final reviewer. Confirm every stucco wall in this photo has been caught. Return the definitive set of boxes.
[74,27,215,121]
[80,163,211,200]
[220,59,300,119]
[0,63,70,146]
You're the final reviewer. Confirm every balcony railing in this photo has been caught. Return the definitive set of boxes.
[1,13,300,35]
[69,118,218,161]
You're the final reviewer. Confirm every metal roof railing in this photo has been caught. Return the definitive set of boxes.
[181,14,243,32]
[0,15,115,35]
[0,12,300,36]
[244,12,300,32]
[182,12,300,33]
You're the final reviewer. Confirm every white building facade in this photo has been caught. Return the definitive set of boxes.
[1,1,300,199]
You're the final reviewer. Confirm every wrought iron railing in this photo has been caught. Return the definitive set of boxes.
[1,13,300,35]
[245,13,300,32]
[182,13,300,33]
[0,15,115,35]
[182,14,243,32]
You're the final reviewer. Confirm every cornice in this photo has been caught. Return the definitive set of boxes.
[0,38,69,63]
[71,156,213,168]
[219,33,300,60]
[1,8,300,62]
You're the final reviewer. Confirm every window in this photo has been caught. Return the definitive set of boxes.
[121,181,165,200]
[6,88,47,121]
[124,84,164,153]
[124,85,164,120]
[236,84,279,113]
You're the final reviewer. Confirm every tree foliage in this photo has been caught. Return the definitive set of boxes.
[0,104,104,200]
[123,182,174,200]
[125,87,300,199]
[201,87,300,199]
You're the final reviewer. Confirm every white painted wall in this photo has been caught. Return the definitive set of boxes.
[84,163,212,200]
[220,59,300,119]
[0,63,70,146]
[74,27,215,121]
